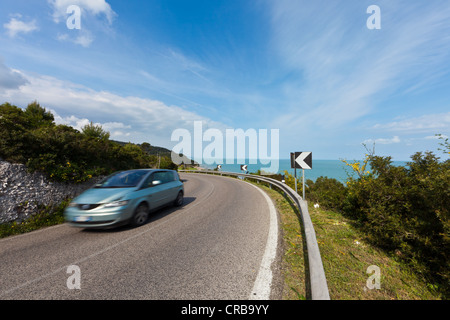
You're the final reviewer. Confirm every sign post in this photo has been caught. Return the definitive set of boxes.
[295,168,297,193]
[290,152,312,200]
[290,153,297,193]
[302,168,305,200]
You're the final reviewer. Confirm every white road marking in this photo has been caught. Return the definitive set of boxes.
[245,181,279,300]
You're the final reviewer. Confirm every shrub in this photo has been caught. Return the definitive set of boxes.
[0,101,177,183]
[81,121,110,141]
[306,176,348,211]
[282,171,347,211]
[342,148,449,298]
[283,139,449,298]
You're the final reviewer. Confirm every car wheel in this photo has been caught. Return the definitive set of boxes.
[174,191,183,207]
[131,203,149,227]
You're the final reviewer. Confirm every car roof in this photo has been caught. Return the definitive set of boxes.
[120,168,174,173]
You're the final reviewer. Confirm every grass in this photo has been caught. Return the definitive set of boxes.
[310,205,440,299]
[0,199,69,239]
[255,183,441,300]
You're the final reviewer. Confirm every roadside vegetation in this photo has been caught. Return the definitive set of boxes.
[0,200,69,239]
[278,137,449,299]
[0,101,178,238]
[265,183,441,299]
[0,101,177,184]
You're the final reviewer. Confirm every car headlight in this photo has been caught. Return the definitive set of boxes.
[103,200,129,208]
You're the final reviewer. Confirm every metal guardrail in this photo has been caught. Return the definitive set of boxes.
[179,169,330,300]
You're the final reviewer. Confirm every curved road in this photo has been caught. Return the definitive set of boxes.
[0,173,281,300]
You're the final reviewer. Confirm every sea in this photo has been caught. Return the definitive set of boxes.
[201,159,409,183]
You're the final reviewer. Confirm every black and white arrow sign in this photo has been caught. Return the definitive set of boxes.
[240,165,248,171]
[217,165,222,170]
[290,152,312,169]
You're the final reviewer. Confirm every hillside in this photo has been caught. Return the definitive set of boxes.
[0,101,187,183]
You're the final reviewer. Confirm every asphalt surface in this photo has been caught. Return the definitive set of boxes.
[0,173,281,300]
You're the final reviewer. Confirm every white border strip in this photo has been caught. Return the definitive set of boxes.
[245,181,279,300]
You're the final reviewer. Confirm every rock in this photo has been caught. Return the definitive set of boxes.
[0,160,102,224]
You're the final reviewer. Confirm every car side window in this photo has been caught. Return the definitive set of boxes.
[142,173,154,188]
[166,171,175,182]
[153,172,167,184]
[150,171,177,184]
[163,171,174,183]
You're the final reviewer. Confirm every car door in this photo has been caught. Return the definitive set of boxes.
[137,172,166,209]
[165,171,182,202]
[151,171,172,207]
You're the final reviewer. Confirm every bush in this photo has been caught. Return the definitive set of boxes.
[282,171,347,211]
[283,139,449,298]
[81,121,110,141]
[342,147,449,298]
[306,176,348,211]
[0,102,178,183]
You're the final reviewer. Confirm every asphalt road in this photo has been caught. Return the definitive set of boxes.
[0,173,281,300]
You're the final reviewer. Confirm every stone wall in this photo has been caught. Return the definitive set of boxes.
[0,160,100,224]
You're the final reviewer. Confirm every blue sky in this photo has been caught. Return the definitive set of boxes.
[0,0,449,161]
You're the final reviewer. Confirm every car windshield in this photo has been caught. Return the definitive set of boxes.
[94,170,149,188]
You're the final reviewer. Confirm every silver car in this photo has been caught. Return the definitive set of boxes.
[64,169,184,228]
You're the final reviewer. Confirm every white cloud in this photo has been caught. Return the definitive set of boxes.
[166,49,211,83]
[49,0,115,47]
[0,59,29,91]
[424,134,448,140]
[0,70,225,148]
[48,0,116,24]
[267,0,450,133]
[73,31,94,47]
[52,112,90,130]
[363,136,401,145]
[373,112,450,133]
[56,31,94,47]
[56,33,69,41]
[51,111,132,139]
[3,17,38,38]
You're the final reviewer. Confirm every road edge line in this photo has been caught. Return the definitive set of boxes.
[246,181,279,300]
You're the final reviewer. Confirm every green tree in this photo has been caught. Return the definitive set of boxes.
[1,101,180,183]
[0,103,32,162]
[81,121,110,141]
[140,142,151,153]
[24,101,54,129]
[306,176,347,211]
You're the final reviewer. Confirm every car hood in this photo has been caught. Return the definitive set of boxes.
[73,187,134,204]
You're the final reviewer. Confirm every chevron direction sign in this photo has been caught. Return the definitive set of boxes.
[240,165,248,171]
[290,152,312,170]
